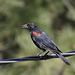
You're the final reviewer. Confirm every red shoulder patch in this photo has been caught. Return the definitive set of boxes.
[33,32,40,36]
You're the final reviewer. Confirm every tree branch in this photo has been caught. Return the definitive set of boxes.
[61,0,74,10]
[0,51,75,65]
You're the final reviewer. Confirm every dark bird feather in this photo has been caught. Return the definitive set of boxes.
[22,23,70,65]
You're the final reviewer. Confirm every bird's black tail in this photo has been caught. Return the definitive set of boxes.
[56,52,70,65]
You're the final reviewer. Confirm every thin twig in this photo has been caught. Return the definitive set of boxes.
[61,0,74,10]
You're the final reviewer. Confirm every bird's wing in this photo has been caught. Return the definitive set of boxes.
[32,31,62,53]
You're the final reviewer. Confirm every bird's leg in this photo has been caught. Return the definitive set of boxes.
[37,50,45,56]
[44,51,49,56]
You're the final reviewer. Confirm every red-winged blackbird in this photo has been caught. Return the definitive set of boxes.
[22,23,70,65]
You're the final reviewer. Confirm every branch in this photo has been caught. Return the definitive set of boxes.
[0,51,75,65]
[61,0,74,10]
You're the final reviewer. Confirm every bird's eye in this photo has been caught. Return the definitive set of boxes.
[27,24,28,26]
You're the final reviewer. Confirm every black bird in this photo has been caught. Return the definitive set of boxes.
[22,23,70,65]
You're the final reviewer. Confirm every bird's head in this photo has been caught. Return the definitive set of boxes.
[22,23,37,31]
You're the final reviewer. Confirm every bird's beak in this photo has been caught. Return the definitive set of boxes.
[22,24,28,29]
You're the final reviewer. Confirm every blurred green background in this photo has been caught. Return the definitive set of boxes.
[0,0,75,75]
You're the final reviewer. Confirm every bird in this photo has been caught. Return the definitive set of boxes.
[22,23,70,65]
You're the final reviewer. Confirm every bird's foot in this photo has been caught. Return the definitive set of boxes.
[36,51,45,56]
[36,53,42,56]
[44,51,49,56]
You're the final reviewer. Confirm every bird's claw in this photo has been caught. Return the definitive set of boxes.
[36,54,42,56]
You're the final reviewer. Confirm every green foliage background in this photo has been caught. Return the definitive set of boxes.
[0,0,75,75]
